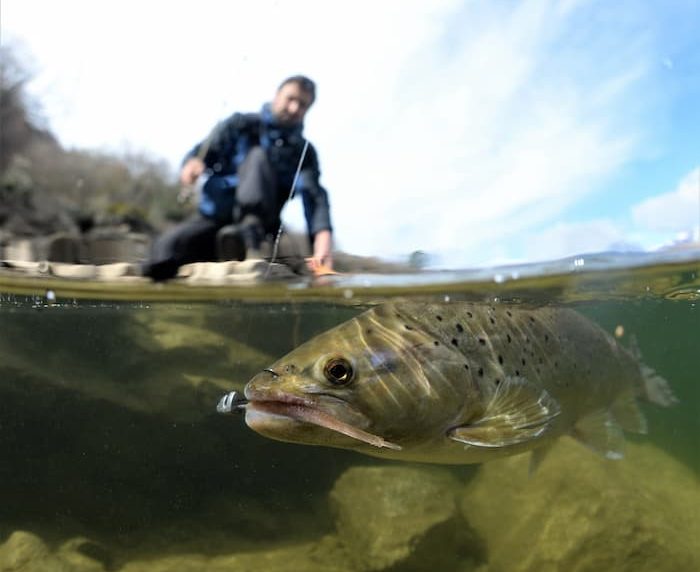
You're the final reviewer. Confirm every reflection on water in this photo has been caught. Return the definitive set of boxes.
[0,253,698,571]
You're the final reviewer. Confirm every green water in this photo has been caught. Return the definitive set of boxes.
[0,252,698,571]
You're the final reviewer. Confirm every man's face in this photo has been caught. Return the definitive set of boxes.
[271,82,314,125]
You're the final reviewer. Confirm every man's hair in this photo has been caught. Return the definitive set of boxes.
[278,75,316,103]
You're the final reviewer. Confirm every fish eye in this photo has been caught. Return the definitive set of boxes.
[323,357,354,385]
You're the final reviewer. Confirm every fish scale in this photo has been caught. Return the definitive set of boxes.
[227,301,678,465]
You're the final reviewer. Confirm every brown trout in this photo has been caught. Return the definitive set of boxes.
[226,302,677,465]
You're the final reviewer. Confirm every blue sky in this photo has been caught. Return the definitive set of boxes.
[2,0,699,268]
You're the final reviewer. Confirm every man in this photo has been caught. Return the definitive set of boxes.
[142,75,333,281]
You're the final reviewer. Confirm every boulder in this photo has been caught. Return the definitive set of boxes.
[459,438,700,572]
[119,538,350,572]
[0,302,272,422]
[179,259,299,283]
[0,531,51,571]
[329,465,481,571]
[0,531,107,572]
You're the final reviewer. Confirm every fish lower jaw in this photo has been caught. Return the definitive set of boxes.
[244,400,401,451]
[245,403,304,427]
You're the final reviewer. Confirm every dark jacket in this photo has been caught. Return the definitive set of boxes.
[185,104,332,238]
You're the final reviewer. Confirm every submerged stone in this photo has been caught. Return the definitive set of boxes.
[118,539,350,572]
[0,531,50,571]
[0,531,107,572]
[459,438,700,572]
[329,465,482,571]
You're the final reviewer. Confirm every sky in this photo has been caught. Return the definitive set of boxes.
[2,0,699,268]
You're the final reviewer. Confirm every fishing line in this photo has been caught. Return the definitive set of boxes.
[235,139,308,366]
[264,138,310,278]
[218,126,309,369]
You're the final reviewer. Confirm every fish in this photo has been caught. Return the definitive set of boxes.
[220,301,678,466]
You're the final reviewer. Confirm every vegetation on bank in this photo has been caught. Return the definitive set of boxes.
[1,45,190,239]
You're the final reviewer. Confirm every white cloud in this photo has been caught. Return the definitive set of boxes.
[321,0,653,264]
[632,167,700,233]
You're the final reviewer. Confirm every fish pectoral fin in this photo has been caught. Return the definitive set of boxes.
[448,376,561,448]
[570,409,625,460]
[528,442,555,477]
[610,390,647,434]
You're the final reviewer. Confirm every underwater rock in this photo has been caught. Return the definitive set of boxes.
[0,531,107,572]
[0,531,50,571]
[0,303,272,422]
[118,554,209,572]
[329,465,480,571]
[118,539,350,572]
[126,305,274,418]
[459,439,700,572]
[57,537,115,572]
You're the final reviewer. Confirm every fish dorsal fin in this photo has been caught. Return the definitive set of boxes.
[571,409,625,460]
[448,376,561,448]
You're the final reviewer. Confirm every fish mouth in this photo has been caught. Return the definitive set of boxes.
[243,389,401,451]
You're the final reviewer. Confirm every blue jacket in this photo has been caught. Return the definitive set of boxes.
[185,104,332,238]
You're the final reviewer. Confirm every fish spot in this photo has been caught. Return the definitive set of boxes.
[451,338,459,347]
[433,340,440,346]
[478,367,484,377]
[529,316,536,323]
[495,378,501,385]
[498,355,504,365]
[404,324,414,331]
[515,370,521,376]
[436,315,443,321]
[506,334,512,343]
[478,337,486,345]
[464,363,469,371]
[521,358,527,366]
[456,323,464,333]
[506,310,513,317]
[467,311,473,318]
[489,317,496,325]
[366,328,373,335]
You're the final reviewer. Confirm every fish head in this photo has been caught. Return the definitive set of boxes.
[243,304,470,456]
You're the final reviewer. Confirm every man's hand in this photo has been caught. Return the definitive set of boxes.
[180,158,206,185]
[307,229,334,275]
